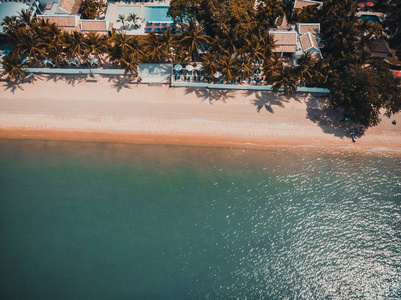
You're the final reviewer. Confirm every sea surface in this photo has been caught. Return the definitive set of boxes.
[0,140,400,299]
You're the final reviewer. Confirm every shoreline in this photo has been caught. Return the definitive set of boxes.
[1,129,401,158]
[1,76,400,157]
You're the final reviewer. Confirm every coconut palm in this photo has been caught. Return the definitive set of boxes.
[66,31,87,64]
[218,52,237,82]
[1,51,29,81]
[236,54,253,80]
[294,52,314,86]
[85,32,108,63]
[179,18,210,62]
[17,9,37,28]
[117,14,126,28]
[18,29,45,63]
[202,51,218,82]
[261,32,276,58]
[271,66,298,95]
[145,32,164,62]
[1,16,18,33]
[127,13,140,25]
[160,28,177,62]
[119,52,139,78]
[112,31,134,55]
[243,34,264,64]
[129,35,144,61]
[263,53,285,83]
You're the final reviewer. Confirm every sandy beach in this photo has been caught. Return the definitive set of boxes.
[0,75,400,156]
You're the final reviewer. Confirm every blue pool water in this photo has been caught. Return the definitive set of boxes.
[142,6,172,22]
[116,6,141,20]
[360,15,380,23]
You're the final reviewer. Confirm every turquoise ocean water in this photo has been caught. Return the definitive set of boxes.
[0,140,400,299]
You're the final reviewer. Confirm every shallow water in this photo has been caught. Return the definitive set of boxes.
[0,140,400,299]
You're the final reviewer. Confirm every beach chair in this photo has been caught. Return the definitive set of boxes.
[248,78,251,84]
[193,75,197,82]
[261,77,265,83]
[237,76,241,83]
[177,75,181,81]
[221,78,225,84]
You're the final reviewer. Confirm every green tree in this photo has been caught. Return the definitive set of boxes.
[80,0,106,19]
[179,19,210,62]
[1,51,29,81]
[328,60,401,127]
[271,66,298,95]
[145,32,164,62]
[218,53,237,82]
[294,52,314,86]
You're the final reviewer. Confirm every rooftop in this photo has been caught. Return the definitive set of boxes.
[293,0,323,10]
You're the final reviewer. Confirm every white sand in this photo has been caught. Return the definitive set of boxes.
[0,75,400,156]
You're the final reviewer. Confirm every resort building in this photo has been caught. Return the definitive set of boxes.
[269,23,323,61]
[370,39,393,59]
[38,15,81,32]
[40,0,82,15]
[293,0,323,10]
[0,0,41,35]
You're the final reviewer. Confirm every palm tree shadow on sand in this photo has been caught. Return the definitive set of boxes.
[104,75,133,92]
[43,74,86,86]
[3,80,25,94]
[184,87,235,104]
[306,95,365,139]
[244,90,301,113]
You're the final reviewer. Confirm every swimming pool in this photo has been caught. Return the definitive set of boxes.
[359,15,380,23]
[116,6,142,20]
[142,6,172,22]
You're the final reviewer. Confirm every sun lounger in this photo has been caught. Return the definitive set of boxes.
[177,75,181,81]
[248,78,251,84]
[221,78,225,84]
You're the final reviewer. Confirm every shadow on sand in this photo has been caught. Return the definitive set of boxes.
[184,87,235,104]
[243,90,302,113]
[43,74,86,86]
[305,94,365,139]
[103,75,135,92]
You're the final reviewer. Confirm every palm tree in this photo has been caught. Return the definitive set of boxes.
[85,32,108,64]
[117,14,126,28]
[160,28,177,62]
[179,18,210,62]
[294,52,314,86]
[1,16,18,33]
[112,31,134,55]
[119,52,139,78]
[17,9,37,28]
[145,32,164,62]
[272,66,298,95]
[236,54,253,80]
[243,34,264,64]
[66,31,87,64]
[127,13,140,25]
[128,35,144,61]
[263,53,285,83]
[18,29,45,63]
[261,32,276,59]
[218,53,237,82]
[202,51,218,82]
[1,51,29,81]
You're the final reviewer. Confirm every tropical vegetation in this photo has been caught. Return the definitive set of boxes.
[1,0,401,127]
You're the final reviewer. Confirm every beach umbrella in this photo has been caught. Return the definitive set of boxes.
[43,58,54,67]
[174,64,182,71]
[393,70,401,77]
[90,57,99,66]
[366,2,374,7]
[69,59,79,67]
[214,71,221,78]
[358,3,365,7]
[195,64,203,71]
[185,65,194,72]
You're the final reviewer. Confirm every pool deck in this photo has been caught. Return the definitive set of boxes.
[106,2,172,35]
[355,11,387,22]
